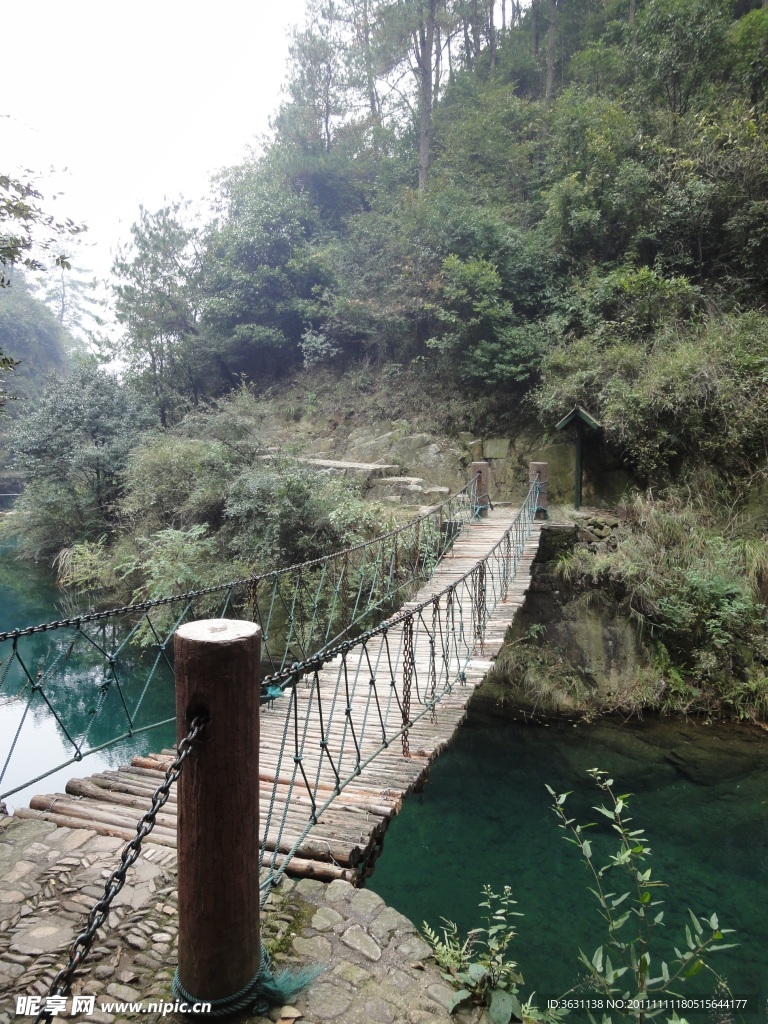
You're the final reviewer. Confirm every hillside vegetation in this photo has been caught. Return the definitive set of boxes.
[4,0,768,715]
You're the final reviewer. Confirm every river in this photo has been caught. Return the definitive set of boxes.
[368,702,768,1010]
[0,545,176,811]
[1,546,766,1010]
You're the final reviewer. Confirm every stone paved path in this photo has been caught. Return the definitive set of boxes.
[0,817,490,1024]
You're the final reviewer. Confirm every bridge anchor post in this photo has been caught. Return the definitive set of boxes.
[529,462,548,517]
[470,460,491,515]
[174,619,262,1007]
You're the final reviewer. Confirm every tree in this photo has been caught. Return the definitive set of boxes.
[633,0,731,116]
[1,169,84,397]
[372,0,456,188]
[8,363,154,556]
[112,203,203,425]
[0,273,71,412]
[201,163,329,380]
[276,0,352,153]
[0,171,83,286]
[545,0,558,102]
[33,248,105,347]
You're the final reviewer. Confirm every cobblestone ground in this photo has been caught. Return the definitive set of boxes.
[0,818,490,1024]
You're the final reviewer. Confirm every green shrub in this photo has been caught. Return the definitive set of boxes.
[537,311,768,480]
[555,494,768,717]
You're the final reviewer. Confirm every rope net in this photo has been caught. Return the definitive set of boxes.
[7,474,541,1018]
[0,477,482,801]
[254,477,540,889]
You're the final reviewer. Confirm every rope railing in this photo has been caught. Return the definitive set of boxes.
[0,475,481,802]
[254,474,541,891]
[12,470,542,1015]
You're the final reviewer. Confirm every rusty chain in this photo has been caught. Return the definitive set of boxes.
[34,715,209,1023]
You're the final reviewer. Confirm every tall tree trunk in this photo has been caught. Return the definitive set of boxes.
[629,0,636,23]
[434,25,442,105]
[501,0,506,32]
[545,0,557,103]
[489,0,496,67]
[416,0,440,190]
[360,0,379,123]
[532,0,540,57]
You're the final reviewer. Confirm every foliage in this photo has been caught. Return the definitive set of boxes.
[0,272,71,421]
[0,171,83,411]
[422,886,535,1024]
[223,461,371,568]
[16,0,768,704]
[200,162,329,380]
[537,311,768,480]
[112,203,203,426]
[0,172,84,286]
[554,494,768,717]
[548,770,737,1015]
[729,8,768,107]
[426,254,550,385]
[7,364,154,557]
[118,525,231,599]
[120,434,242,532]
[632,0,732,116]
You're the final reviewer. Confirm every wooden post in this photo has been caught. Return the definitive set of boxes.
[470,460,491,515]
[554,407,600,511]
[174,619,261,1002]
[529,462,548,516]
[574,419,584,511]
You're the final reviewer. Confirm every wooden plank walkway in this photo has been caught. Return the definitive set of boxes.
[15,508,542,884]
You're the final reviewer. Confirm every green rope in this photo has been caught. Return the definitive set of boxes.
[172,947,323,1018]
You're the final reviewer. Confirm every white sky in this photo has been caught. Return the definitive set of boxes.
[2,0,308,281]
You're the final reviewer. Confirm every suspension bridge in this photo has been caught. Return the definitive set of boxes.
[0,464,546,1013]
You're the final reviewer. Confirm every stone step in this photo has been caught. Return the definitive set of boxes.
[367,477,452,505]
[301,458,400,479]
[260,454,400,479]
[366,477,426,502]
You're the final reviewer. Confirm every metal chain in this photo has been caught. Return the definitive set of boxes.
[401,615,414,757]
[260,476,541,695]
[428,597,439,723]
[1,476,481,644]
[503,532,512,597]
[34,715,209,1023]
[474,561,487,650]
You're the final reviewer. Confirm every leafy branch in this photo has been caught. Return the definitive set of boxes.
[548,769,738,1022]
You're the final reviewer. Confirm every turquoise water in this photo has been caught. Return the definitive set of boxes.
[368,705,768,1012]
[0,547,176,810]
[3,543,768,1011]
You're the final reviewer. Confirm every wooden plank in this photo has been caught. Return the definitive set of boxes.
[13,509,541,883]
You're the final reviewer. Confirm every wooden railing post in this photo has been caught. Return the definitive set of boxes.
[174,619,261,1003]
[529,461,548,516]
[470,460,491,515]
